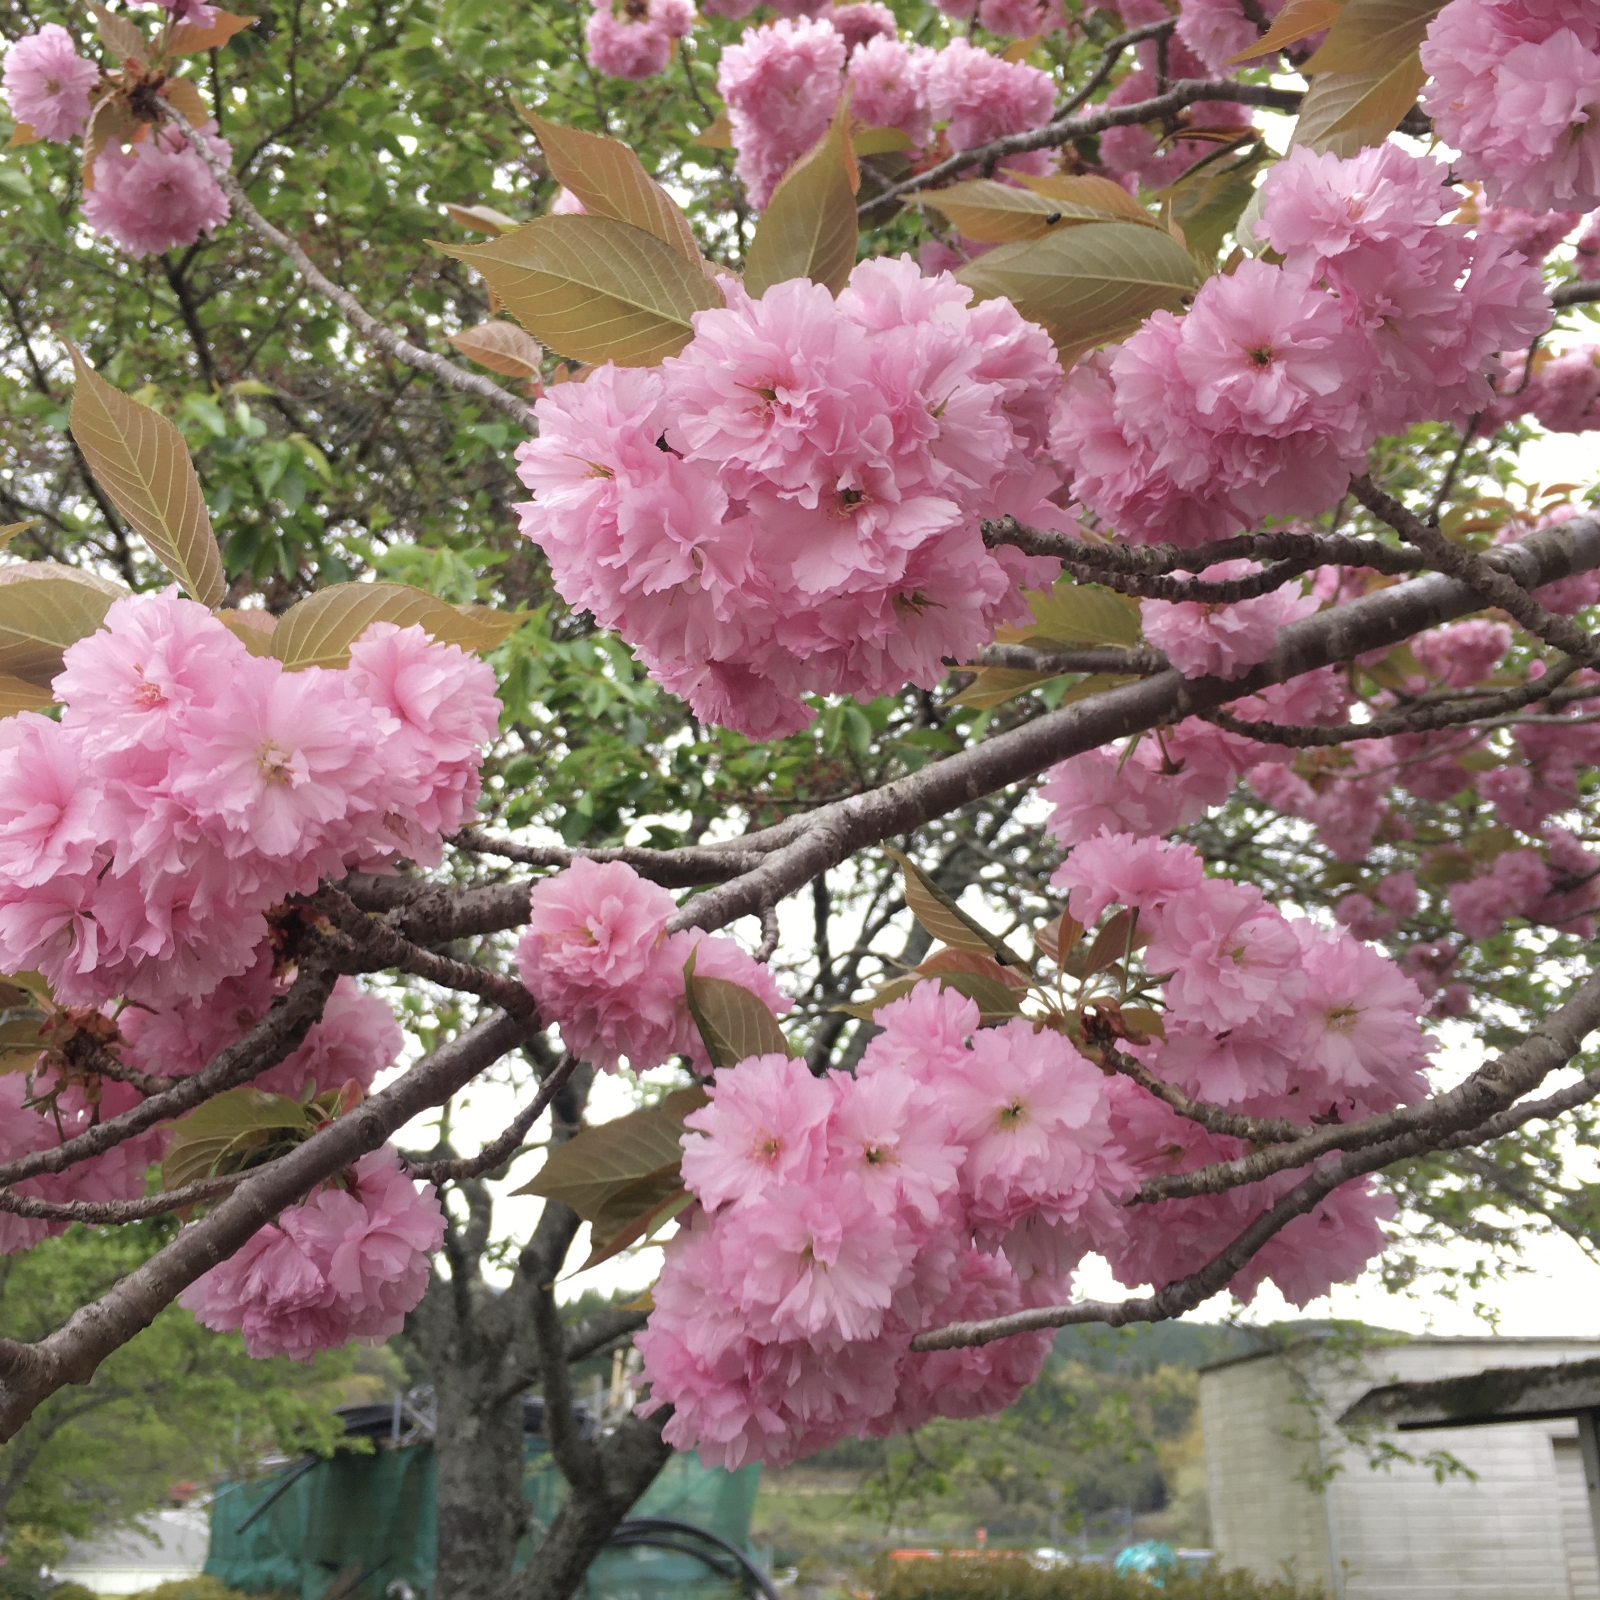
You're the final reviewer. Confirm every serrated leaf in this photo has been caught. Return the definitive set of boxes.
[0,579,116,686]
[1118,1006,1166,1041]
[161,78,209,126]
[67,346,225,608]
[838,968,1021,1025]
[918,947,1030,989]
[518,111,704,267]
[956,221,1199,355]
[1290,52,1427,156]
[1012,173,1160,227]
[1000,579,1143,648]
[270,582,521,669]
[81,96,139,190]
[444,202,519,234]
[1228,0,1343,61]
[447,320,544,379]
[1084,908,1139,977]
[1158,145,1272,268]
[515,1086,708,1219]
[438,215,721,367]
[90,4,145,60]
[0,674,56,717]
[852,126,912,156]
[745,109,859,299]
[160,1088,310,1191]
[951,665,1062,709]
[581,1170,691,1271]
[168,9,257,52]
[0,1017,48,1075]
[684,954,792,1071]
[886,849,1026,968]
[1036,912,1084,967]
[692,113,733,149]
[1301,0,1441,75]
[924,179,1135,244]
[217,609,278,656]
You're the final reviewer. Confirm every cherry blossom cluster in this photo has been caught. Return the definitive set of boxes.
[716,19,1054,209]
[0,591,501,1008]
[1421,0,1600,216]
[639,830,1423,1467]
[180,1147,446,1360]
[514,255,1066,740]
[1052,145,1550,547]
[0,25,233,257]
[514,859,787,1073]
[584,0,696,82]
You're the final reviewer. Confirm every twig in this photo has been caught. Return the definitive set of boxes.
[410,1054,578,1184]
[0,1171,247,1225]
[449,828,766,885]
[158,105,533,426]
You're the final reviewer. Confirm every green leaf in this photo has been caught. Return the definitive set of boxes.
[1228,0,1344,62]
[67,345,226,609]
[160,1088,311,1191]
[437,215,722,367]
[447,320,545,378]
[1290,52,1428,156]
[517,110,705,268]
[950,665,1063,709]
[837,968,1022,1025]
[1002,579,1143,649]
[886,849,1026,968]
[1011,173,1162,227]
[852,126,912,156]
[923,179,1138,245]
[956,222,1200,358]
[0,577,118,686]
[744,110,860,299]
[684,951,793,1070]
[1301,0,1442,75]
[581,1169,691,1271]
[217,609,278,657]
[1157,144,1273,269]
[515,1086,708,1220]
[270,582,522,669]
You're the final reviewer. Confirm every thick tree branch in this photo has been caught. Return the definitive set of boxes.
[971,644,1168,675]
[912,966,1600,1352]
[0,957,340,1188]
[0,1007,540,1440]
[870,80,1305,211]
[1552,281,1600,309]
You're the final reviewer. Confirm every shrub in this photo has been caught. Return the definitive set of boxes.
[126,1580,256,1600]
[870,1556,1324,1600]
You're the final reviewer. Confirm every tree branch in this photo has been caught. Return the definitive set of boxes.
[0,1007,541,1440]
[158,106,533,426]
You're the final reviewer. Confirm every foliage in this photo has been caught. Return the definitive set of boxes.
[0,1225,355,1538]
[869,1555,1324,1600]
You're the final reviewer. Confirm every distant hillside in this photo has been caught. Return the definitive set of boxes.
[1052,1319,1405,1374]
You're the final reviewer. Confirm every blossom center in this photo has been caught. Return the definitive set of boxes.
[255,741,298,785]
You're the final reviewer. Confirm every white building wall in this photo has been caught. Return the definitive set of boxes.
[1201,1337,1600,1600]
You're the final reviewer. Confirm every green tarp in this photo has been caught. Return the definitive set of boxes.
[206,1442,761,1600]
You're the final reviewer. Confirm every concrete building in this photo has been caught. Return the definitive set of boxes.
[1199,1336,1600,1599]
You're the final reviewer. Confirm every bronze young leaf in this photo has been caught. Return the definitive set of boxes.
[515,1086,708,1220]
[684,948,792,1070]
[885,848,1026,968]
[269,582,522,670]
[66,345,227,609]
[437,215,721,367]
[744,108,860,299]
[518,111,704,268]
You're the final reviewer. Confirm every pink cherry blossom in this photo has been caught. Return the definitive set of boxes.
[1141,561,1319,680]
[924,39,1055,176]
[2,25,99,142]
[826,2,897,51]
[1412,618,1513,687]
[82,121,233,258]
[1050,830,1206,928]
